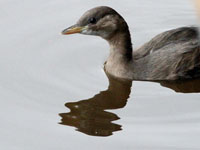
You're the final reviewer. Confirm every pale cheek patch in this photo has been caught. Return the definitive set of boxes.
[98,31,110,39]
[81,29,110,39]
[81,29,96,35]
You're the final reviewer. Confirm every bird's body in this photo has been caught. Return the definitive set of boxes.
[134,27,200,80]
[62,6,200,81]
[106,27,200,80]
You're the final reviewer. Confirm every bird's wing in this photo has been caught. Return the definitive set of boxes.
[133,27,200,80]
[133,26,199,60]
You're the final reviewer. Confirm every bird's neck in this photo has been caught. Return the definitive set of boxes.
[107,31,133,62]
[105,31,134,79]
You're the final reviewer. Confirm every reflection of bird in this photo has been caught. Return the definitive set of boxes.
[59,73,132,137]
[62,6,200,81]
[59,70,200,137]
[160,78,200,93]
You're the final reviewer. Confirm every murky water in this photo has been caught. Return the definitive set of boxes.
[0,0,200,149]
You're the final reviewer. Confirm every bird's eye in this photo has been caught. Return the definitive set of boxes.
[89,17,97,24]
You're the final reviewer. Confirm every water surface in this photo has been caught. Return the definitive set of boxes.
[0,0,200,149]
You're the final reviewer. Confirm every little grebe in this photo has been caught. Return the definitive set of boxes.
[62,6,200,81]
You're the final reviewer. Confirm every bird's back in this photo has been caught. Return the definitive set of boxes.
[133,27,200,80]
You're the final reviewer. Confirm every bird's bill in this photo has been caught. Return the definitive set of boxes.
[62,25,86,35]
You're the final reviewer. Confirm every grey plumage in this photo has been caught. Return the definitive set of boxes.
[62,6,200,81]
[133,27,200,80]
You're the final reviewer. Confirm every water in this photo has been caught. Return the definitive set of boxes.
[0,0,200,149]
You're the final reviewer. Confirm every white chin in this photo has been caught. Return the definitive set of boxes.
[81,29,109,39]
[81,29,97,35]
